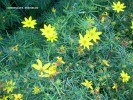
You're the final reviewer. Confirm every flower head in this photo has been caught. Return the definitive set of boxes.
[21,16,37,28]
[85,27,102,43]
[58,45,66,54]
[14,94,23,100]
[32,59,50,72]
[32,59,58,78]
[40,24,58,42]
[32,86,41,94]
[102,60,109,66]
[56,56,65,64]
[112,83,118,91]
[120,71,130,82]
[3,80,16,93]
[79,33,93,49]
[81,80,93,89]
[11,45,18,51]
[39,63,58,78]
[46,63,58,76]
[112,1,126,13]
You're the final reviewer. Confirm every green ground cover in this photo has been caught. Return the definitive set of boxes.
[0,0,133,100]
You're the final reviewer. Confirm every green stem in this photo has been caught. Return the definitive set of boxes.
[50,79,62,99]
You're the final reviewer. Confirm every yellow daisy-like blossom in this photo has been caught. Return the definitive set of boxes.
[56,56,65,64]
[112,83,118,91]
[32,86,41,94]
[21,16,37,28]
[46,63,58,77]
[85,27,102,43]
[58,45,66,54]
[14,94,23,100]
[100,12,109,23]
[120,71,130,83]
[102,60,109,66]
[112,1,126,13]
[32,59,58,78]
[40,24,55,35]
[40,24,58,42]
[3,80,16,93]
[81,80,93,90]
[59,45,65,51]
[39,63,57,78]
[32,59,50,73]
[11,45,18,51]
[79,33,93,49]
[38,72,50,78]
[45,32,57,42]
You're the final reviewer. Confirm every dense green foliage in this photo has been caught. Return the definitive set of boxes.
[0,0,133,100]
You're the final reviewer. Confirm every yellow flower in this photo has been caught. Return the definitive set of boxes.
[46,63,57,77]
[21,16,37,28]
[81,80,93,89]
[40,24,58,42]
[40,24,55,34]
[131,21,133,30]
[101,17,105,23]
[11,45,18,51]
[102,60,109,66]
[32,59,58,78]
[3,80,16,93]
[112,83,118,91]
[56,56,65,64]
[60,45,65,51]
[112,1,126,13]
[52,7,56,13]
[45,31,58,42]
[32,59,50,72]
[32,86,41,94]
[120,71,130,82]
[38,72,49,77]
[14,94,23,100]
[39,63,57,78]
[85,27,102,43]
[102,12,109,16]
[58,45,66,53]
[42,64,57,77]
[79,33,93,49]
